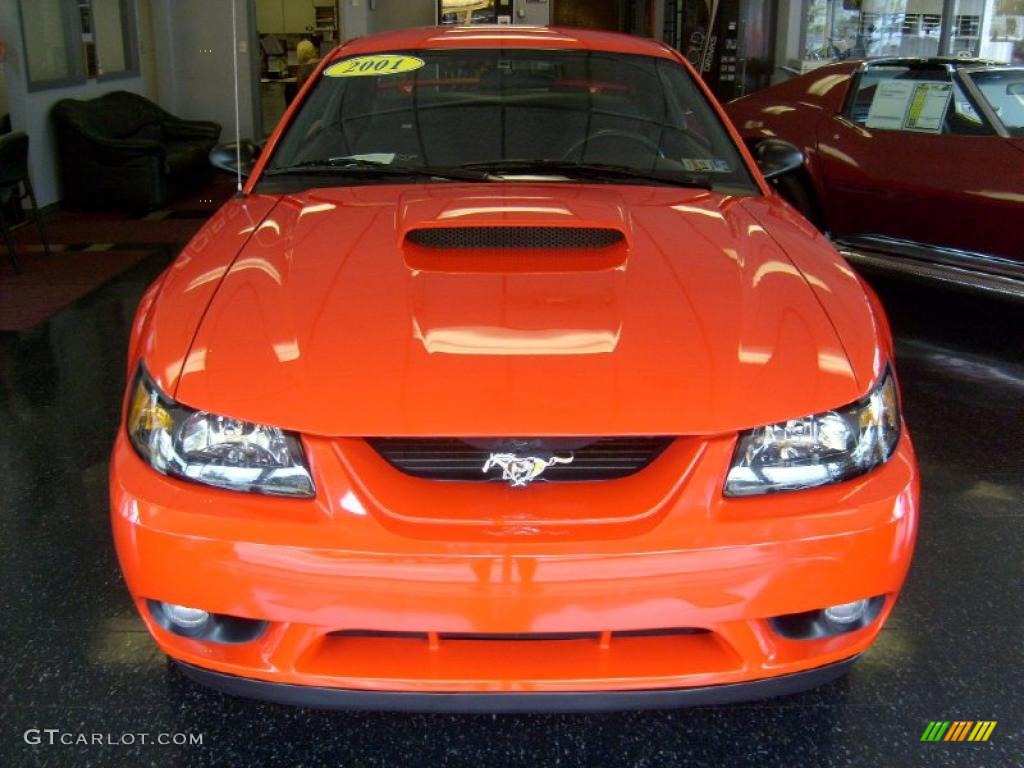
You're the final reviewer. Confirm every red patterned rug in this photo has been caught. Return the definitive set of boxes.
[0,176,236,332]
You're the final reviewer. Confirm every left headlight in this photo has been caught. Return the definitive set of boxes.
[126,366,315,498]
[725,368,900,497]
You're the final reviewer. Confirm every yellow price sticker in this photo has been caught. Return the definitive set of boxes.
[324,54,426,78]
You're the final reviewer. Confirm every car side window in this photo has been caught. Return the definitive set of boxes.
[968,70,1024,136]
[847,65,993,137]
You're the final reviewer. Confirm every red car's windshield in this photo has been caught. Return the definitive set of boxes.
[265,48,757,193]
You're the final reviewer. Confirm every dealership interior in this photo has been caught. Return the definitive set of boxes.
[1,1,1021,766]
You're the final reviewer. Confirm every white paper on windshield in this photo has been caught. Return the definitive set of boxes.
[904,83,953,132]
[679,158,732,173]
[342,153,397,164]
[866,80,952,133]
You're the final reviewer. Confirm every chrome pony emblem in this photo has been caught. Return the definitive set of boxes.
[482,452,575,488]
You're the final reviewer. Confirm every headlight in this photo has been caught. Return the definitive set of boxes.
[725,369,900,497]
[126,367,315,497]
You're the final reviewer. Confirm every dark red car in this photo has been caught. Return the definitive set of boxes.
[726,58,1024,299]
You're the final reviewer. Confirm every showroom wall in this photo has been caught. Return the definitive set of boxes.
[148,0,258,148]
[0,2,150,208]
[338,0,449,37]
[338,0,372,37]
[372,0,438,32]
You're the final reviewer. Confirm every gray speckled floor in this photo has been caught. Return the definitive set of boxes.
[1,253,1021,768]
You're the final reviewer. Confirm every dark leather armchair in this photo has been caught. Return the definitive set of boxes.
[52,91,221,210]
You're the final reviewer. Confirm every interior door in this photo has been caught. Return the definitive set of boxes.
[816,63,1023,261]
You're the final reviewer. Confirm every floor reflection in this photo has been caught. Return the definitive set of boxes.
[0,256,1021,767]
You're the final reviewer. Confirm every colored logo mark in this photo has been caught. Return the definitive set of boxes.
[921,721,997,742]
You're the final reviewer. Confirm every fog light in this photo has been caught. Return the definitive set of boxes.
[163,603,210,630]
[823,599,868,625]
[147,599,268,643]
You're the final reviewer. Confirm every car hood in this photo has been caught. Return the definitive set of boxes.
[169,183,872,436]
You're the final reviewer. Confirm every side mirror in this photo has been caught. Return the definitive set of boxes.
[753,139,804,180]
[209,140,262,178]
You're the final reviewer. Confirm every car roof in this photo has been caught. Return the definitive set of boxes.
[328,25,679,62]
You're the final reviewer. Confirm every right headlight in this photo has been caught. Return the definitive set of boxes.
[725,368,900,497]
[126,366,315,498]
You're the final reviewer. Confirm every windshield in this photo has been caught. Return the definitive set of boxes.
[967,69,1024,137]
[264,48,756,193]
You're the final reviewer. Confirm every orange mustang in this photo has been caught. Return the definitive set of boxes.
[111,26,919,712]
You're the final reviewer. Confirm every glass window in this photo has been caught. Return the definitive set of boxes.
[19,0,80,88]
[91,0,138,79]
[438,1,499,26]
[17,0,138,91]
[802,0,863,61]
[848,64,993,135]
[968,69,1024,136]
[267,49,757,193]
[800,1,1018,65]
[987,8,1024,64]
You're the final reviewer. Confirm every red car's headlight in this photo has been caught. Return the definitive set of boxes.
[724,368,901,497]
[126,366,315,498]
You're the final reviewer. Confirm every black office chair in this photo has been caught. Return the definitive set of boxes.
[0,131,51,274]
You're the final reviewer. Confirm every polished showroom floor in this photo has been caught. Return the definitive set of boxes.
[1,248,1021,767]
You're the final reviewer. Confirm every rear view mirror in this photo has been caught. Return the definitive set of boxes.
[753,139,804,181]
[1006,82,1024,96]
[209,140,262,178]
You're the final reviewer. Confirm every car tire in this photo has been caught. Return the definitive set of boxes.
[773,173,826,233]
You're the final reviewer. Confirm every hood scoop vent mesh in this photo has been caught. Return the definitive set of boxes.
[406,227,624,250]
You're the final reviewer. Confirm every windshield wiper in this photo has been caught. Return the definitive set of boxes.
[455,160,713,189]
[264,157,492,182]
[263,157,714,188]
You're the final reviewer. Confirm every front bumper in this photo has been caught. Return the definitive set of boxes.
[175,655,859,713]
[110,430,919,703]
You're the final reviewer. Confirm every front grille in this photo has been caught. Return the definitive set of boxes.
[365,436,673,482]
[405,226,624,249]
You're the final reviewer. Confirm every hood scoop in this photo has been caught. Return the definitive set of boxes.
[405,226,625,250]
[395,189,633,273]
